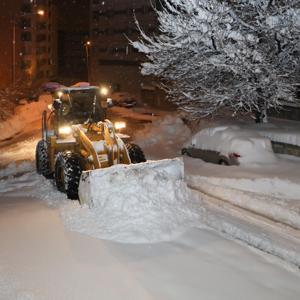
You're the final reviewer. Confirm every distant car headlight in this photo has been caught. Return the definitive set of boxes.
[114,121,126,130]
[58,126,72,135]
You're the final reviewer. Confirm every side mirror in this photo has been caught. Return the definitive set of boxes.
[53,98,62,110]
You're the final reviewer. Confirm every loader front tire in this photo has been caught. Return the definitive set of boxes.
[55,151,82,200]
[36,140,52,179]
[126,143,146,163]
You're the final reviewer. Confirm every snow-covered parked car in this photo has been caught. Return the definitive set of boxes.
[71,82,91,87]
[41,82,63,93]
[111,92,137,108]
[182,126,277,165]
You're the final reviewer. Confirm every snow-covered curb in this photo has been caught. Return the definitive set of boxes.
[187,175,300,230]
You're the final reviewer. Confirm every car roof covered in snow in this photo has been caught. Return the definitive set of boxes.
[56,86,99,93]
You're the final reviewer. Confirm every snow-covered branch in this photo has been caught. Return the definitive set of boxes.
[132,0,300,120]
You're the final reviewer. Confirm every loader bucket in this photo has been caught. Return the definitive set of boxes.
[78,158,184,207]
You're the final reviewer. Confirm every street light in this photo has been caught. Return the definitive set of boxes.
[37,9,45,16]
[84,41,91,82]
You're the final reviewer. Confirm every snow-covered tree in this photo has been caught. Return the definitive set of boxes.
[132,0,300,121]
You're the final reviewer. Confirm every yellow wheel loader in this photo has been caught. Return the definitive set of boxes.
[36,86,146,200]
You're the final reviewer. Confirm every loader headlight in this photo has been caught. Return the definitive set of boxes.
[58,125,72,135]
[114,121,126,130]
[100,86,109,96]
[57,91,63,98]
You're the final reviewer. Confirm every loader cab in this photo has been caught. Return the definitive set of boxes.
[52,86,107,127]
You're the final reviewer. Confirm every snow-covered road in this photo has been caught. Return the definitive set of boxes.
[1,180,300,299]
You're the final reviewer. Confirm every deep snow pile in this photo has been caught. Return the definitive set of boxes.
[0,137,39,168]
[184,126,277,165]
[134,114,191,159]
[2,156,202,246]
[0,94,51,141]
[62,158,201,243]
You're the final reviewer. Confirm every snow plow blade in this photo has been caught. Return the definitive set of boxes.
[78,158,184,207]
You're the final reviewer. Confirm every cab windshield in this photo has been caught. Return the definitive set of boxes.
[58,88,105,123]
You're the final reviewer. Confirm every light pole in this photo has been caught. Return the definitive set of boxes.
[84,41,91,82]
[12,16,16,87]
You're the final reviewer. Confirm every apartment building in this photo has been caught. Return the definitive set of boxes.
[89,0,159,98]
[56,0,89,82]
[0,0,57,89]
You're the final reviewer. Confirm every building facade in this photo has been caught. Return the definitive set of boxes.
[56,0,89,83]
[89,0,159,99]
[0,0,57,89]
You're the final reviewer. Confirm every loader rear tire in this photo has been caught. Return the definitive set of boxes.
[36,140,52,179]
[126,143,146,163]
[55,151,82,200]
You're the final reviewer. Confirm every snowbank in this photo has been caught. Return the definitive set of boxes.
[257,127,300,147]
[134,114,191,159]
[0,94,52,141]
[64,158,200,243]
[236,119,300,148]
[187,175,300,230]
[0,159,200,245]
[197,176,300,200]
[0,161,34,179]
[0,137,39,167]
